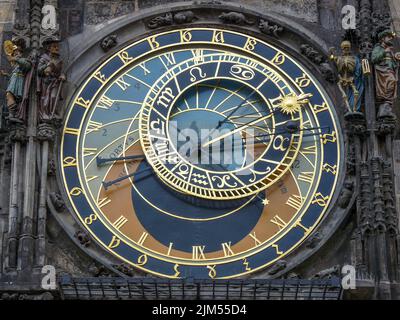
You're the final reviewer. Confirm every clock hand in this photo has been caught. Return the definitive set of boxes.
[102,167,153,190]
[97,154,145,166]
[202,112,275,147]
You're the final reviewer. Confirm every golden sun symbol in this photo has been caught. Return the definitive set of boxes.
[277,93,313,115]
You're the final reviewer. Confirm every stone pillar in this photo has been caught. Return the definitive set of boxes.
[35,122,56,267]
[388,0,400,34]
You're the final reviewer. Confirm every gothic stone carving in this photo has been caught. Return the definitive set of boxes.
[49,192,65,212]
[146,11,198,29]
[300,44,335,82]
[338,181,354,209]
[258,20,284,37]
[74,230,91,247]
[311,265,340,279]
[218,12,254,26]
[100,34,117,52]
[268,260,287,275]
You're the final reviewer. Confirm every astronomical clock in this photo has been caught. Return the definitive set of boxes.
[59,26,342,279]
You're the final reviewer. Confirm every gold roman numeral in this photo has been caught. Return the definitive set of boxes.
[221,242,234,257]
[83,147,97,157]
[192,245,206,260]
[270,215,288,230]
[137,232,149,246]
[86,120,102,133]
[113,215,128,230]
[115,76,131,91]
[298,172,314,184]
[97,95,114,109]
[286,195,303,210]
[98,197,111,208]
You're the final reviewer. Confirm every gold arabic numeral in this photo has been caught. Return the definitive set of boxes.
[137,232,149,246]
[321,131,337,144]
[115,75,131,91]
[295,73,311,88]
[313,101,329,113]
[83,147,97,157]
[243,258,251,271]
[137,254,148,266]
[212,30,225,43]
[323,163,337,175]
[244,37,257,51]
[86,120,102,134]
[108,236,120,249]
[312,193,329,207]
[157,87,175,108]
[180,30,192,43]
[192,245,206,260]
[173,264,180,278]
[286,195,303,210]
[113,215,128,230]
[272,244,283,255]
[94,70,107,83]
[249,232,262,246]
[221,242,234,257]
[295,220,310,234]
[191,49,204,64]
[84,213,98,225]
[64,127,80,136]
[270,215,288,230]
[138,62,151,75]
[63,156,77,167]
[148,36,160,49]
[75,97,91,109]
[298,171,314,184]
[69,187,83,196]
[98,197,111,209]
[271,52,285,65]
[97,95,114,110]
[207,265,217,279]
[118,51,133,65]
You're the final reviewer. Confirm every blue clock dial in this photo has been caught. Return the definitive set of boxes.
[61,28,341,279]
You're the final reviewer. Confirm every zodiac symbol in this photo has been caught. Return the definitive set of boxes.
[249,167,272,183]
[229,64,255,81]
[273,135,289,151]
[190,67,206,82]
[192,173,208,185]
[211,175,238,188]
[176,164,189,180]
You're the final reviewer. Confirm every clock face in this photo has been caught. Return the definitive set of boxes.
[61,28,341,279]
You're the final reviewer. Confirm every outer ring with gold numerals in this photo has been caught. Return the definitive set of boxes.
[60,27,342,279]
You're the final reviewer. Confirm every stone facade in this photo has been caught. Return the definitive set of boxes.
[0,0,399,300]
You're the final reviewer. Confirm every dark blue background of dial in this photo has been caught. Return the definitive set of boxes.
[131,161,264,253]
